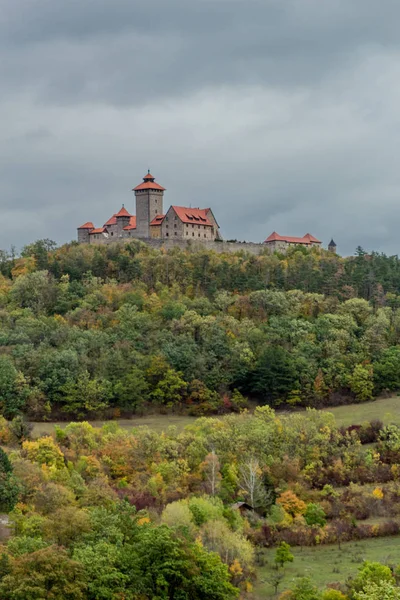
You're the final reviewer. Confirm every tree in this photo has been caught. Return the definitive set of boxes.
[113,366,149,409]
[10,270,57,315]
[354,581,400,600]
[304,503,327,527]
[275,541,294,568]
[22,436,64,468]
[60,372,112,416]
[251,346,299,402]
[0,358,28,418]
[321,591,348,600]
[287,577,322,600]
[277,491,307,518]
[351,562,395,596]
[348,364,374,402]
[21,239,57,270]
[125,525,239,599]
[0,448,19,513]
[201,450,221,496]
[0,546,87,600]
[239,457,266,510]
[8,417,32,445]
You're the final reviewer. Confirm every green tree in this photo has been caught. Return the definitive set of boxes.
[354,581,400,600]
[288,576,322,599]
[304,503,327,527]
[251,346,299,402]
[61,371,112,416]
[351,562,395,596]
[0,357,27,418]
[125,525,239,599]
[113,366,149,409]
[348,364,374,402]
[275,541,294,568]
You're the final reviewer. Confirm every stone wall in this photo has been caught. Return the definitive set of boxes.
[98,236,268,255]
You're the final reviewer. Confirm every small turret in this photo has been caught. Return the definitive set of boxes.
[77,222,94,243]
[328,239,337,254]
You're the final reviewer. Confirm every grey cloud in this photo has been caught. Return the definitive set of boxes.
[1,1,400,255]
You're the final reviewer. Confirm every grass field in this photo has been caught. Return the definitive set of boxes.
[319,395,400,427]
[30,414,196,437]
[29,396,400,437]
[255,535,400,598]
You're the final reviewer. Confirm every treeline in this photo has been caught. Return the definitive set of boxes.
[1,240,400,417]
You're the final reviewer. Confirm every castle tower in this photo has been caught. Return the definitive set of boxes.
[133,170,165,238]
[115,205,131,237]
[77,222,94,243]
[328,239,337,253]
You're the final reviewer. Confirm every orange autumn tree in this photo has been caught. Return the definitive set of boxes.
[277,490,307,518]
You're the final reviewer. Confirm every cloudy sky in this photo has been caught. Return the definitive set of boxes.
[2,0,400,255]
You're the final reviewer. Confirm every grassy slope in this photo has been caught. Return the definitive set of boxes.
[30,395,400,437]
[255,536,400,598]
[31,415,196,437]
[320,395,400,427]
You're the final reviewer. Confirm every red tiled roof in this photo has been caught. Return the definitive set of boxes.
[78,221,94,229]
[304,233,321,243]
[123,216,137,231]
[133,172,165,191]
[104,206,132,226]
[150,214,165,226]
[104,215,117,226]
[264,232,321,244]
[171,206,213,226]
[89,227,108,235]
[133,180,166,191]
[115,206,131,218]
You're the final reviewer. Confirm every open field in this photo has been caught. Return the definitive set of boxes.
[319,395,400,427]
[255,535,400,598]
[29,395,400,437]
[30,414,196,437]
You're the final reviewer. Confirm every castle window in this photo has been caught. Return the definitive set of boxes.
[204,234,206,238]
[192,232,194,237]
[174,224,177,228]
[174,232,177,236]
[192,224,194,228]
[186,232,188,235]
[166,233,169,236]
[198,233,200,237]
[111,232,113,236]
[174,216,177,220]
[198,225,200,229]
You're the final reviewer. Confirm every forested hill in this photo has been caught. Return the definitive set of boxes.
[4,240,400,300]
[1,239,400,419]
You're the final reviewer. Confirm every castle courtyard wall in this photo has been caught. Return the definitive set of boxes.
[90,236,269,255]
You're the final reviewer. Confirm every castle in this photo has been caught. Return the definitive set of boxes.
[77,170,336,254]
[78,171,222,244]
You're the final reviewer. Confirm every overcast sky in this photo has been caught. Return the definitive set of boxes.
[2,0,400,255]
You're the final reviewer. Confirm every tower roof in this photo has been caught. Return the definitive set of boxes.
[115,206,131,218]
[329,239,337,247]
[133,170,166,191]
[78,221,94,230]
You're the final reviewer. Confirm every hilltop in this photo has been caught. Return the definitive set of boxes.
[0,239,397,420]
